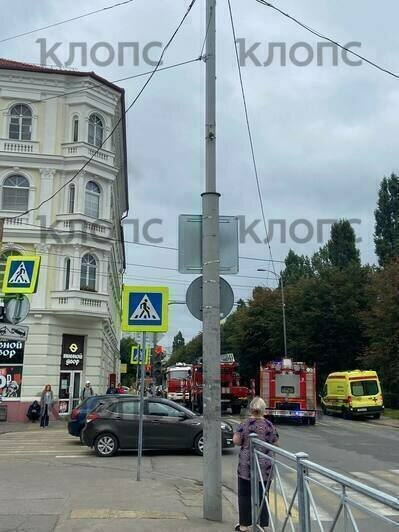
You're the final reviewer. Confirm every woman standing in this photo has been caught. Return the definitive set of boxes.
[40,384,54,428]
[233,397,279,532]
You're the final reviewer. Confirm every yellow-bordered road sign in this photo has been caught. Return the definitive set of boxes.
[2,256,41,294]
[120,363,128,374]
[130,344,150,365]
[122,286,169,332]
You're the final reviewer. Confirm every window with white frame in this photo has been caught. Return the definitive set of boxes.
[2,175,29,211]
[64,258,71,290]
[9,104,32,141]
[80,254,97,291]
[85,181,100,218]
[88,113,104,147]
[68,184,75,214]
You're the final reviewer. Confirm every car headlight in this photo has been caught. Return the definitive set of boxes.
[221,421,233,432]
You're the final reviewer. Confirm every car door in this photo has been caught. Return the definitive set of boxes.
[111,399,140,449]
[145,401,192,449]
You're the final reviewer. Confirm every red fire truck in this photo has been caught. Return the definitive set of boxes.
[259,358,317,424]
[166,363,192,402]
[184,353,249,415]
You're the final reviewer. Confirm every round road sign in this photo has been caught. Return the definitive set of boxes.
[5,295,30,325]
[186,276,234,321]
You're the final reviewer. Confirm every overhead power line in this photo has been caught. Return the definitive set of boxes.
[9,0,198,221]
[4,219,286,263]
[227,0,278,278]
[256,0,399,80]
[0,0,135,45]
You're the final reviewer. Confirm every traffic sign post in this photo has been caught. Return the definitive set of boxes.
[2,256,41,294]
[4,295,30,325]
[122,286,169,333]
[130,344,150,365]
[122,287,169,482]
[186,276,234,321]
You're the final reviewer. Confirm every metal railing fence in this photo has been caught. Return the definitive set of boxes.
[249,434,399,531]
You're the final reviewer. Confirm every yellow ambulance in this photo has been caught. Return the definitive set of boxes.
[320,370,384,419]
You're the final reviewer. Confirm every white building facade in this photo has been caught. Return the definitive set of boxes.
[0,59,128,421]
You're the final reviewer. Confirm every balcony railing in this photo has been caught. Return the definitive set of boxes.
[0,139,39,154]
[61,142,115,165]
[51,290,110,317]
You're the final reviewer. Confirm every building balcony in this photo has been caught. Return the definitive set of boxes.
[51,290,110,317]
[54,214,113,241]
[61,142,115,166]
[0,138,40,154]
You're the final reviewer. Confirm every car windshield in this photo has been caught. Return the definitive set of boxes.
[168,371,189,380]
[351,380,379,396]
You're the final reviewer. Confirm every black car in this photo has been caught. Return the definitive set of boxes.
[82,396,234,457]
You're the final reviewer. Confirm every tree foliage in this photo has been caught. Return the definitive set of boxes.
[374,174,399,266]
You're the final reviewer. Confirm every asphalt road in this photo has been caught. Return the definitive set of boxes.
[0,414,398,531]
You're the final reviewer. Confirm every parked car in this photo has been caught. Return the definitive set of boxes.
[68,395,128,442]
[82,396,234,457]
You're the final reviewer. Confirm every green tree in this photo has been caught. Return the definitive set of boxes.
[172,331,185,353]
[327,220,360,268]
[281,249,313,285]
[374,173,399,266]
[361,260,399,392]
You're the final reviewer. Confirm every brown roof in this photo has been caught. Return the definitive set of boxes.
[0,57,124,95]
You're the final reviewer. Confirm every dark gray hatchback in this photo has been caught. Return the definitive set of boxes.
[82,396,234,457]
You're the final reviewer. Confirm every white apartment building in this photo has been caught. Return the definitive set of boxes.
[0,59,128,421]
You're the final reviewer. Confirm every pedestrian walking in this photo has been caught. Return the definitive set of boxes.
[40,385,54,428]
[26,400,41,422]
[80,381,94,401]
[116,383,125,394]
[233,396,279,532]
[106,383,118,394]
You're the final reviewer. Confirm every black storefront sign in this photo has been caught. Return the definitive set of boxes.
[0,340,25,365]
[61,335,85,370]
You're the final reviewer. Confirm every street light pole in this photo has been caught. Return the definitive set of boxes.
[202,0,222,522]
[257,268,288,358]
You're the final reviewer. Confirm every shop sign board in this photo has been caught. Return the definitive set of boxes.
[0,340,25,365]
[0,366,23,397]
[60,334,85,370]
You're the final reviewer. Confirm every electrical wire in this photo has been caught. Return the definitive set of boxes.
[4,218,285,263]
[227,0,278,278]
[256,0,399,80]
[0,58,203,113]
[0,0,135,45]
[9,0,198,221]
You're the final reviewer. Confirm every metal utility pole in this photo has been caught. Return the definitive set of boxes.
[136,332,147,481]
[202,0,222,522]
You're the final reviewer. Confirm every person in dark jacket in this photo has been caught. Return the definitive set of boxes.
[106,384,118,394]
[27,400,41,422]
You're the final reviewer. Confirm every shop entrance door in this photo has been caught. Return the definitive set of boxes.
[58,371,82,415]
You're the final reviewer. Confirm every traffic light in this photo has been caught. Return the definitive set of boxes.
[152,350,163,385]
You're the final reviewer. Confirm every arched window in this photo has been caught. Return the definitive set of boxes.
[68,184,75,214]
[80,254,97,291]
[9,104,32,141]
[85,181,100,218]
[0,250,21,291]
[64,258,71,290]
[88,114,104,147]
[2,175,29,211]
[72,116,79,142]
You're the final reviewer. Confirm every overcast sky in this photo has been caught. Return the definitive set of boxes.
[2,0,399,348]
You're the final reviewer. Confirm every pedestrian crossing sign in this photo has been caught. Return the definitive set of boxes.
[130,344,150,365]
[122,286,169,332]
[2,256,41,294]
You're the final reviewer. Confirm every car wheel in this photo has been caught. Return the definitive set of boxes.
[372,413,381,419]
[94,433,118,457]
[321,404,327,415]
[308,417,316,426]
[193,433,204,456]
[79,430,84,445]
